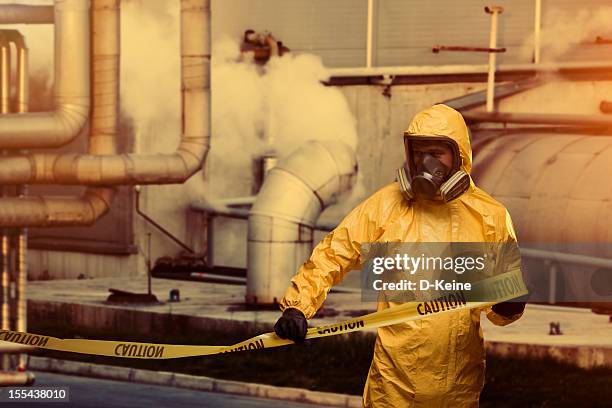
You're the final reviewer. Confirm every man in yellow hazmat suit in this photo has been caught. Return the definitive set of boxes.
[274,104,526,407]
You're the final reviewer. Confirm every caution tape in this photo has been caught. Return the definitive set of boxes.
[0,270,526,359]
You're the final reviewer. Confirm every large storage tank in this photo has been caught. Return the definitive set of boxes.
[472,131,612,306]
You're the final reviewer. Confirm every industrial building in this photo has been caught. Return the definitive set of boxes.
[0,0,610,400]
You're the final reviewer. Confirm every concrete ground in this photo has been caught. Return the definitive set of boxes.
[25,371,331,408]
[24,276,612,367]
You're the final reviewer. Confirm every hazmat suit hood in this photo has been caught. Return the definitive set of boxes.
[405,104,473,174]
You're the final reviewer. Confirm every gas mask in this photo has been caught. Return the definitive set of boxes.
[396,136,470,202]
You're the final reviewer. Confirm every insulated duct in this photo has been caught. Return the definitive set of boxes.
[0,31,10,113]
[246,141,358,305]
[0,0,116,227]
[0,0,210,185]
[0,0,90,149]
[0,0,211,226]
[463,111,612,127]
[0,31,13,366]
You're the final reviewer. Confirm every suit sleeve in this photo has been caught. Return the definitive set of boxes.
[486,209,526,326]
[279,195,384,319]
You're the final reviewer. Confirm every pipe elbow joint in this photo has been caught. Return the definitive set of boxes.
[250,140,358,227]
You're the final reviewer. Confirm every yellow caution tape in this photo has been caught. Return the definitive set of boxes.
[0,270,526,359]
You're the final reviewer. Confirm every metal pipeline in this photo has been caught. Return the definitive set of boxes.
[463,111,612,127]
[1,228,8,340]
[0,32,10,370]
[485,6,503,112]
[0,32,9,113]
[0,0,117,228]
[521,248,612,270]
[0,0,210,186]
[328,60,612,78]
[0,0,211,226]
[0,225,8,370]
[16,187,27,371]
[246,141,358,304]
[365,0,373,68]
[0,371,35,386]
[0,0,90,149]
[14,31,29,371]
[191,197,341,231]
[0,341,36,354]
[0,4,54,24]
[533,0,542,64]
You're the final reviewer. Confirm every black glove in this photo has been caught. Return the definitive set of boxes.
[274,308,308,343]
[492,294,528,317]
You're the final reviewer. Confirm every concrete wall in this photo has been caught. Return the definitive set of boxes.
[27,250,140,281]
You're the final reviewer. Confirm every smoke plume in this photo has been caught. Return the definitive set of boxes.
[521,6,612,61]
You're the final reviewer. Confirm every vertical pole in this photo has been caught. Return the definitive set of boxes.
[366,0,374,68]
[549,262,557,305]
[206,214,214,268]
[485,6,503,113]
[1,227,8,371]
[533,0,542,64]
[16,42,28,371]
[0,35,9,113]
[147,232,152,296]
[0,33,10,371]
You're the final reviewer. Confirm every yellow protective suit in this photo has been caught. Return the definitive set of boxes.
[279,104,524,407]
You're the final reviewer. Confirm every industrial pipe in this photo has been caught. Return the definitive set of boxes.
[246,141,358,305]
[191,197,341,231]
[0,31,9,371]
[533,0,542,64]
[463,111,612,127]
[0,226,8,371]
[0,0,117,227]
[16,188,27,371]
[0,371,35,386]
[0,341,37,354]
[0,32,9,113]
[0,0,210,186]
[0,4,54,24]
[0,0,211,226]
[432,45,506,53]
[521,248,612,270]
[15,31,29,371]
[366,0,373,68]
[328,61,612,78]
[1,228,8,348]
[0,0,90,149]
[192,196,256,213]
[485,6,503,112]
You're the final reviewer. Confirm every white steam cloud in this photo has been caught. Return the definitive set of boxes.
[212,37,358,162]
[121,0,181,153]
[521,6,612,61]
